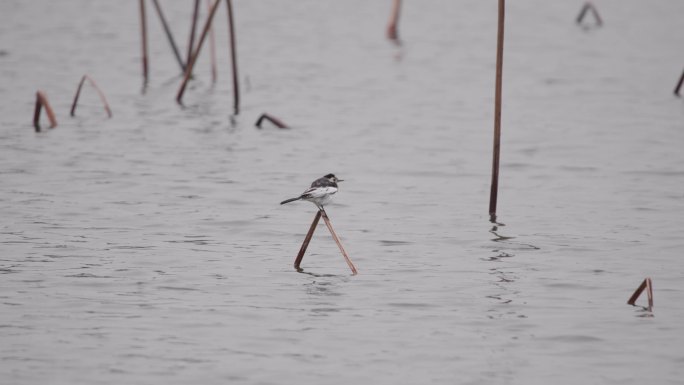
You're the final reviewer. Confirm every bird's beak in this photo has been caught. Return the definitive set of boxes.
[337,179,344,182]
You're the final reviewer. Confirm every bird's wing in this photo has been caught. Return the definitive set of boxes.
[301,186,337,198]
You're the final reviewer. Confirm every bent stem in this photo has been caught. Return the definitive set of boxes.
[576,2,603,27]
[255,113,288,129]
[627,277,653,312]
[33,91,58,132]
[70,75,113,118]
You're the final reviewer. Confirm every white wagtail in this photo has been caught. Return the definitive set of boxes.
[280,174,343,211]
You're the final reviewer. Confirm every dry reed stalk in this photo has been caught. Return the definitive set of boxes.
[151,0,186,72]
[386,0,401,42]
[186,0,201,68]
[70,75,113,118]
[207,0,218,83]
[674,69,684,97]
[489,0,505,223]
[627,277,654,312]
[226,0,240,115]
[255,113,288,129]
[576,2,603,26]
[139,0,149,83]
[176,0,222,104]
[294,211,322,271]
[320,210,358,275]
[33,91,58,132]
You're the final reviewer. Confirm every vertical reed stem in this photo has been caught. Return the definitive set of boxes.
[489,0,505,223]
[176,0,222,104]
[294,211,322,270]
[139,0,149,84]
[33,93,43,132]
[226,0,240,115]
[151,0,186,73]
[321,210,358,275]
[645,278,654,312]
[386,0,401,41]
[208,0,218,83]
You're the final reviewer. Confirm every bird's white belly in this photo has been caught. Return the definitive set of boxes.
[302,186,337,207]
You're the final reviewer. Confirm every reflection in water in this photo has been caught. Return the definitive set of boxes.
[484,224,538,319]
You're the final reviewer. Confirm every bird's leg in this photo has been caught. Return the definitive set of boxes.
[320,210,358,275]
[294,210,322,271]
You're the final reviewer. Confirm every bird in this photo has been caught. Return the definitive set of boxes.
[280,174,343,211]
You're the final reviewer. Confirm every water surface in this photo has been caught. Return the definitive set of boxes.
[1,1,683,384]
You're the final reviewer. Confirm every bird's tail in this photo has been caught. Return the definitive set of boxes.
[280,197,301,205]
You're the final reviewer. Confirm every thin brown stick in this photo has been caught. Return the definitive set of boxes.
[674,69,684,97]
[33,91,58,132]
[627,277,653,312]
[207,0,217,83]
[294,211,322,271]
[320,210,358,275]
[70,75,113,118]
[489,0,505,223]
[139,0,149,83]
[186,0,200,67]
[255,113,288,129]
[176,0,222,104]
[151,0,186,72]
[386,0,401,42]
[226,0,240,115]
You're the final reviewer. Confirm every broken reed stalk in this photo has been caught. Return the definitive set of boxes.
[139,0,149,83]
[70,75,113,118]
[627,277,654,312]
[151,0,186,73]
[226,0,240,115]
[576,2,603,26]
[386,0,401,41]
[176,0,222,104]
[320,210,358,275]
[33,91,58,132]
[186,0,200,68]
[255,113,288,129]
[207,0,218,83]
[489,0,505,223]
[294,211,322,270]
[674,69,684,97]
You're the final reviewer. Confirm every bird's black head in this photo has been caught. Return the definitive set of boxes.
[324,173,342,183]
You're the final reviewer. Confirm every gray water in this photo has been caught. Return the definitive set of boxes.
[1,1,684,384]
